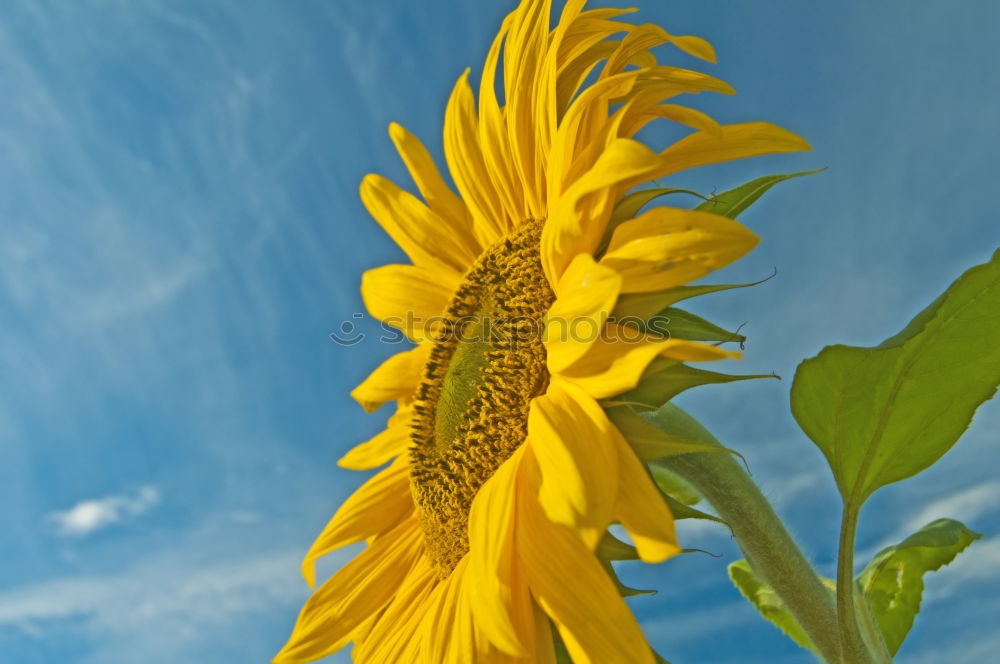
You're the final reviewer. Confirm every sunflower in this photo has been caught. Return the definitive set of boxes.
[275,1,808,662]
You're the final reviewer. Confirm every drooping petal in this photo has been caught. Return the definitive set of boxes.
[466,448,530,657]
[544,254,622,374]
[557,323,737,398]
[515,469,655,664]
[361,264,458,341]
[543,137,664,284]
[300,455,413,588]
[275,518,423,663]
[419,558,477,664]
[612,431,681,563]
[600,207,759,293]
[351,555,438,663]
[350,344,431,413]
[527,380,619,545]
[655,121,811,178]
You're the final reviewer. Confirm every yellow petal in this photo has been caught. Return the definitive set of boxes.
[360,173,477,274]
[352,556,438,662]
[275,518,422,663]
[515,469,654,664]
[300,455,413,588]
[337,407,413,470]
[543,137,664,284]
[612,431,681,563]
[600,207,759,293]
[503,0,552,219]
[528,380,619,545]
[361,264,457,341]
[669,33,716,62]
[656,121,811,178]
[388,122,475,239]
[467,448,529,657]
[557,324,732,399]
[620,102,722,139]
[544,254,622,374]
[478,13,526,224]
[420,557,476,664]
[444,69,507,247]
[349,344,431,413]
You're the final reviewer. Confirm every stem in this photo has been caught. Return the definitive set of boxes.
[836,506,891,664]
[836,507,869,663]
[660,450,842,664]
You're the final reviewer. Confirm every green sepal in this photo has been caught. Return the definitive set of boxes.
[612,358,776,410]
[648,463,703,506]
[597,531,639,561]
[614,269,777,320]
[791,249,1000,507]
[695,168,824,219]
[601,187,707,253]
[644,307,744,343]
[606,405,741,461]
[600,557,657,597]
[728,560,824,654]
[858,518,982,655]
[656,488,727,527]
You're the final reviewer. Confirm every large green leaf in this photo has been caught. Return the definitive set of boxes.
[695,169,824,219]
[728,560,820,654]
[858,518,982,655]
[791,249,1000,505]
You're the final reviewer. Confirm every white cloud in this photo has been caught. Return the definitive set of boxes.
[903,481,1000,534]
[48,486,161,537]
[923,536,1000,601]
[0,546,342,664]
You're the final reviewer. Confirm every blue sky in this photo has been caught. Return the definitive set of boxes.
[1,1,997,662]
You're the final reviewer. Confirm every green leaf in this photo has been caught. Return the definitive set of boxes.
[614,359,775,410]
[695,169,824,219]
[858,518,983,655]
[791,249,1000,506]
[728,560,820,654]
[645,307,744,343]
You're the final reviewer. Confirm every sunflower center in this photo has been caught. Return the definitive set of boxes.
[410,219,554,577]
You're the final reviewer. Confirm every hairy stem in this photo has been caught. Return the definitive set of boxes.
[660,449,842,663]
[837,505,893,664]
[836,507,870,663]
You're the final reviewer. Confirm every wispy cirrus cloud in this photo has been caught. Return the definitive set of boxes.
[48,486,161,538]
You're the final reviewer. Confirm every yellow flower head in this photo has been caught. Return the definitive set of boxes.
[276,1,808,662]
